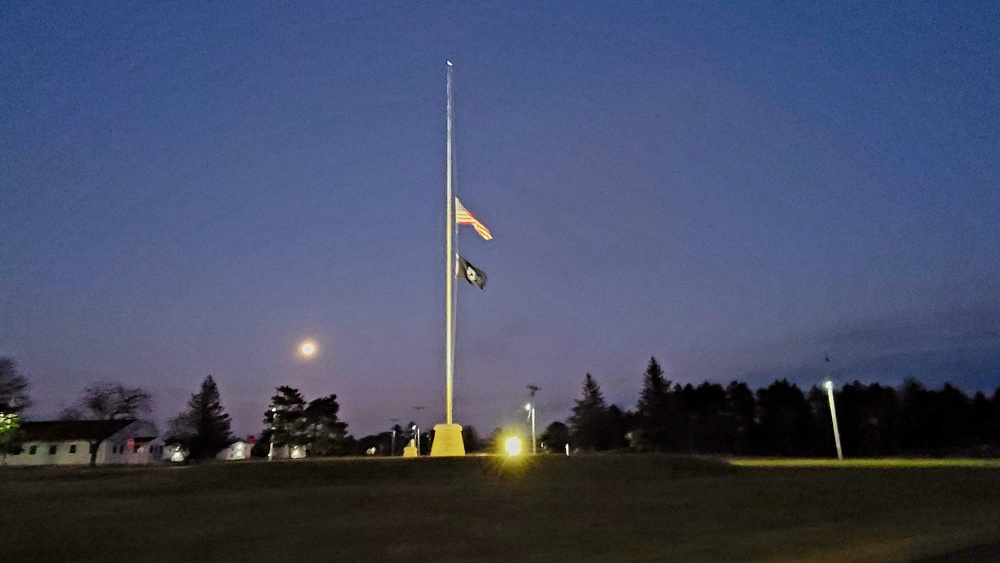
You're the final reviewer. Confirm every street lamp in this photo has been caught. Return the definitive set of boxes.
[389,418,401,457]
[525,403,536,455]
[824,380,844,460]
[268,407,278,461]
[412,406,425,453]
[526,385,540,454]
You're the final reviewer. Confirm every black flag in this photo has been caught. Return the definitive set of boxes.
[456,255,487,289]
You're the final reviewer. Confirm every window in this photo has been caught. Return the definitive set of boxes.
[29,445,37,455]
[70,444,77,454]
[49,445,57,455]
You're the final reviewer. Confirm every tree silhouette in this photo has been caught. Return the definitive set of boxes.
[462,425,483,453]
[0,357,31,415]
[756,379,813,456]
[540,421,570,452]
[304,394,349,456]
[65,382,153,466]
[266,386,307,451]
[635,357,674,451]
[168,375,234,461]
[724,381,757,454]
[0,357,30,463]
[569,373,610,451]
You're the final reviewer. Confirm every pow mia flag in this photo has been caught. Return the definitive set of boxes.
[456,255,487,290]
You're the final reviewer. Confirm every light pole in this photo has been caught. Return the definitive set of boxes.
[524,403,536,454]
[824,380,843,460]
[390,418,399,457]
[268,407,277,461]
[526,385,540,454]
[413,406,425,453]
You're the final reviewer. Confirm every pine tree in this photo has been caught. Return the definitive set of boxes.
[725,380,757,454]
[169,375,234,461]
[635,357,674,451]
[756,379,813,456]
[266,386,307,449]
[304,394,348,456]
[569,373,610,451]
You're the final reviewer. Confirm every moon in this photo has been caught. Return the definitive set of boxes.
[300,341,316,357]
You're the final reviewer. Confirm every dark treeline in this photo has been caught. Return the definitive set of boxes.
[546,357,1000,457]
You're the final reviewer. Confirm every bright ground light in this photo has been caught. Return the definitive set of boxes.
[505,437,523,456]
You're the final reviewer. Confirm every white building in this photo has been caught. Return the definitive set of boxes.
[216,439,254,461]
[267,443,307,460]
[2,419,163,467]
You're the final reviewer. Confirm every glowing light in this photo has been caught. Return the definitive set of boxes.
[525,403,531,411]
[300,341,317,357]
[824,380,834,391]
[504,436,523,456]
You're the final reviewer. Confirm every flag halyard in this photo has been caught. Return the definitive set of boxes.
[455,198,493,240]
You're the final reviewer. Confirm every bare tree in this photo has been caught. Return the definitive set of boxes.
[0,358,31,465]
[0,357,31,414]
[65,382,153,466]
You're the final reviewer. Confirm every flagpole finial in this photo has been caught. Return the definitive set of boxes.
[447,60,453,66]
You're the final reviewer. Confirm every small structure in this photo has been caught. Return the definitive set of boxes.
[165,442,188,463]
[217,437,255,461]
[403,439,418,457]
[267,443,307,460]
[4,419,162,467]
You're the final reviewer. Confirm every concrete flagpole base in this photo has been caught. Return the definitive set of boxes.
[430,423,465,456]
[403,439,418,457]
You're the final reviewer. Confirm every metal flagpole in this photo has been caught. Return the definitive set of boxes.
[445,60,455,426]
[432,61,465,456]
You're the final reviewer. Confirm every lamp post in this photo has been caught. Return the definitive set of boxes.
[824,380,843,460]
[412,406,425,453]
[526,385,540,454]
[525,403,536,455]
[268,407,277,461]
[390,419,399,457]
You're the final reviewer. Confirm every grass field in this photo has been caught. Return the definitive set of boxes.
[3,455,999,562]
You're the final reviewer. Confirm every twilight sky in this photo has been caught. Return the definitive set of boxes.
[2,1,999,437]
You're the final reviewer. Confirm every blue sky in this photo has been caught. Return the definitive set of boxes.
[2,1,998,436]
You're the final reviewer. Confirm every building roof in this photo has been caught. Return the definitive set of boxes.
[19,419,138,442]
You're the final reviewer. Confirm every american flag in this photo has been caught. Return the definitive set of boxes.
[455,198,492,240]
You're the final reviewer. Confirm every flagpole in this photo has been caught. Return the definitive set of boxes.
[445,60,455,426]
[431,60,466,456]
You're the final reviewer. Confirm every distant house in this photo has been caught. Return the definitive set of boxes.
[3,419,163,467]
[268,443,307,460]
[163,441,188,463]
[216,438,255,461]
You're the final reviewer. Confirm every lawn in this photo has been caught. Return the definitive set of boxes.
[3,455,999,562]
